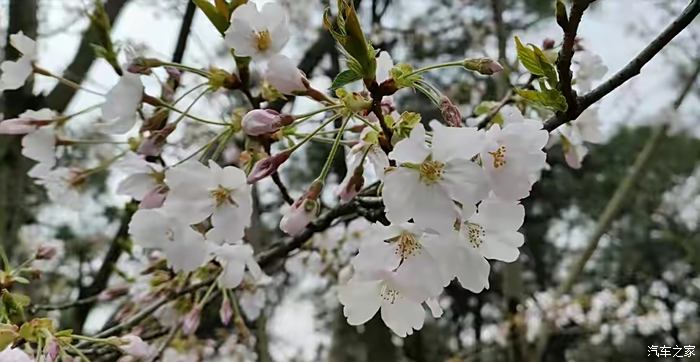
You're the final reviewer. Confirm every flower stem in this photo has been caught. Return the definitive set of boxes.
[406,60,464,77]
[33,65,106,97]
[289,104,345,127]
[171,87,214,126]
[317,116,351,182]
[158,61,211,78]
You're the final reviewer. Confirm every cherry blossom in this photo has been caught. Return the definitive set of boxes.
[280,182,322,235]
[115,152,165,200]
[457,196,525,262]
[21,125,56,178]
[163,160,252,244]
[224,2,290,59]
[481,121,549,200]
[212,243,266,288]
[0,31,36,91]
[336,127,389,202]
[0,108,55,135]
[264,54,307,94]
[128,208,211,272]
[558,107,604,169]
[99,72,144,134]
[383,122,488,231]
[34,167,83,207]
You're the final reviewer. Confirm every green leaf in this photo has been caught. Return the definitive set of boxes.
[516,88,568,112]
[331,69,363,90]
[390,64,421,89]
[514,36,558,86]
[325,1,376,80]
[473,101,504,125]
[193,0,230,34]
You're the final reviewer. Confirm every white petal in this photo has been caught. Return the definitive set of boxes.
[426,298,444,318]
[207,200,252,244]
[338,279,382,325]
[128,209,170,248]
[265,54,306,94]
[376,51,394,84]
[388,124,429,164]
[117,173,157,200]
[21,126,55,164]
[441,160,489,206]
[479,231,523,262]
[430,121,485,162]
[453,246,490,293]
[380,294,425,337]
[10,31,36,57]
[100,72,143,134]
[0,57,33,91]
[163,160,215,223]
[476,198,524,231]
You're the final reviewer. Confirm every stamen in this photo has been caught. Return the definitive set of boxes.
[488,145,507,169]
[380,285,399,304]
[464,222,486,248]
[255,30,272,51]
[394,231,422,259]
[419,159,445,185]
[210,185,237,207]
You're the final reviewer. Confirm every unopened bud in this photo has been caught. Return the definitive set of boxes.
[137,123,176,157]
[439,97,463,127]
[337,165,364,203]
[127,57,162,75]
[542,38,556,50]
[209,68,241,90]
[219,298,233,326]
[462,58,504,75]
[182,307,202,335]
[35,245,57,260]
[280,181,323,236]
[247,150,292,184]
[139,185,168,209]
[242,109,294,137]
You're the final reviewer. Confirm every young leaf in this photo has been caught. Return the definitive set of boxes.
[516,88,568,112]
[193,0,230,34]
[331,69,363,90]
[515,36,558,86]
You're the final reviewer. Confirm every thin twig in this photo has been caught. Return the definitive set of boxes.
[543,0,700,132]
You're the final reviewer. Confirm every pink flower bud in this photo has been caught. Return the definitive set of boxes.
[45,338,59,362]
[336,166,364,203]
[182,307,201,335]
[280,182,322,236]
[120,334,155,359]
[247,150,292,184]
[0,113,52,135]
[139,186,167,209]
[439,97,463,127]
[137,124,176,157]
[242,109,293,136]
[35,245,57,260]
[542,38,556,50]
[462,58,504,75]
[219,299,233,326]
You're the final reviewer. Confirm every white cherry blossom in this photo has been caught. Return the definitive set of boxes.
[383,122,488,231]
[352,223,451,301]
[457,196,525,262]
[558,107,604,169]
[212,243,266,288]
[128,208,211,272]
[481,121,548,200]
[224,2,290,59]
[21,125,56,178]
[163,160,252,244]
[0,347,33,362]
[264,54,306,94]
[0,32,37,91]
[115,152,164,200]
[100,72,144,134]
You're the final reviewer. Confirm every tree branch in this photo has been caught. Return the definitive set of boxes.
[544,0,700,132]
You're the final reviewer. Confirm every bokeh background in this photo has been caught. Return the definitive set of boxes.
[1,0,699,361]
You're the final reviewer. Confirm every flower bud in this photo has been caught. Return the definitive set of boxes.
[0,109,54,135]
[98,286,129,301]
[542,38,556,50]
[219,298,233,326]
[337,165,364,203]
[265,54,308,95]
[126,57,162,75]
[45,338,59,362]
[182,307,202,335]
[462,58,504,75]
[208,68,241,90]
[247,150,292,184]
[120,334,155,359]
[280,181,322,236]
[137,123,176,157]
[35,245,57,260]
[439,97,463,127]
[242,109,293,136]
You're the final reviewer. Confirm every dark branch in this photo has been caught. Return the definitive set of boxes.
[555,0,592,120]
[544,0,700,132]
[172,1,197,64]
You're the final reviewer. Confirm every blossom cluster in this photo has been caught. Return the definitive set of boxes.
[0,0,610,349]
